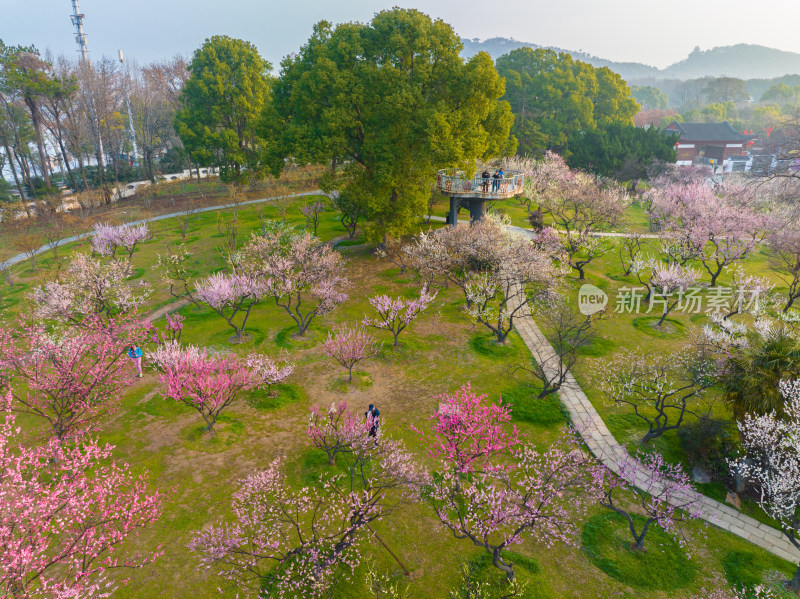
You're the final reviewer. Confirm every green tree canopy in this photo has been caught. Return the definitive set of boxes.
[631,85,669,110]
[566,124,677,180]
[496,47,638,155]
[175,35,271,183]
[264,8,515,239]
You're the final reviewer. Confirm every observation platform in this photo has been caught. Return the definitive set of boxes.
[436,168,524,225]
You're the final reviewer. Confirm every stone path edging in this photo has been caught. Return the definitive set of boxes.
[506,284,798,563]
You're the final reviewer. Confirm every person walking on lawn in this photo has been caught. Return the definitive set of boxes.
[129,344,143,378]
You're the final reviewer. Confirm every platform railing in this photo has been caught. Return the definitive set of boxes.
[436,168,524,195]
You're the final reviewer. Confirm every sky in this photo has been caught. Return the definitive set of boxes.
[2,0,800,70]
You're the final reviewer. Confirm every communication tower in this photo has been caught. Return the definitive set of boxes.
[70,0,89,62]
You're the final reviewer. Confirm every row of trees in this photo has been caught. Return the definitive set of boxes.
[0,37,189,208]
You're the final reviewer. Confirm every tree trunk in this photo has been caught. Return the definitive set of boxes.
[26,99,51,188]
[788,563,800,592]
[492,548,515,582]
[3,143,30,217]
[56,135,77,191]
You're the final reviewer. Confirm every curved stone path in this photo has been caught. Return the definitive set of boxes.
[3,200,794,562]
[0,191,321,271]
[507,284,798,563]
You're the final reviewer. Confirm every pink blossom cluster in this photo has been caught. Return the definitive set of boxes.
[91,222,150,261]
[245,354,295,396]
[31,253,151,325]
[194,272,268,340]
[362,286,436,346]
[322,326,381,381]
[415,383,521,474]
[307,401,370,465]
[0,393,164,598]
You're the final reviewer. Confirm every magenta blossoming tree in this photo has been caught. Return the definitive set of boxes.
[163,313,185,343]
[92,222,150,263]
[246,354,295,397]
[647,180,766,285]
[0,317,151,444]
[362,287,436,346]
[31,253,151,326]
[415,383,521,474]
[160,350,256,433]
[194,272,267,341]
[307,401,369,465]
[0,398,164,598]
[731,379,800,590]
[598,450,703,552]
[425,429,602,581]
[323,326,381,382]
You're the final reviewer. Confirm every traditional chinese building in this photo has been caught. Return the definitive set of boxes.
[665,121,754,167]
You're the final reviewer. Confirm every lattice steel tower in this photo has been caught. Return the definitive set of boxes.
[70,0,89,62]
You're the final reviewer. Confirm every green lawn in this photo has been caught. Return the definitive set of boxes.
[0,195,794,598]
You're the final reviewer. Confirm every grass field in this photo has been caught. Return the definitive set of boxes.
[0,192,795,598]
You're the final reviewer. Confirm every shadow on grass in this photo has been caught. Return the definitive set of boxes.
[581,512,696,591]
[180,414,244,453]
[247,383,306,411]
[632,316,686,339]
[502,382,568,427]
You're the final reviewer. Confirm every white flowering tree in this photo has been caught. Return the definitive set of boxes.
[732,379,800,591]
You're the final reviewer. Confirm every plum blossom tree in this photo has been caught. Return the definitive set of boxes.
[406,217,562,343]
[731,379,800,591]
[148,341,203,373]
[414,383,521,475]
[302,199,325,236]
[194,272,267,341]
[91,222,150,263]
[238,230,349,335]
[0,395,165,598]
[31,254,151,326]
[160,350,256,433]
[600,348,717,444]
[598,450,703,551]
[155,244,202,307]
[307,401,367,465]
[0,317,151,445]
[245,354,295,397]
[362,287,436,346]
[768,226,800,313]
[323,326,381,382]
[163,313,185,343]
[631,259,702,327]
[646,180,766,285]
[524,152,627,280]
[190,438,422,596]
[425,429,602,581]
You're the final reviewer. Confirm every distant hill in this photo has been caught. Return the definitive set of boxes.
[461,38,800,81]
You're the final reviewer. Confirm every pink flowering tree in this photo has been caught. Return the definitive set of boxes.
[414,383,521,474]
[323,326,381,382]
[647,180,766,285]
[194,272,267,341]
[31,253,151,326]
[307,401,369,465]
[405,217,563,343]
[632,259,702,327]
[246,354,295,397]
[162,313,185,343]
[600,348,717,445]
[160,350,256,433]
[148,341,203,373]
[0,317,151,445]
[768,226,800,313]
[92,222,150,263]
[731,379,800,590]
[239,230,349,336]
[524,152,627,280]
[0,397,164,598]
[362,287,436,346]
[598,450,703,552]
[190,439,422,596]
[425,429,602,581]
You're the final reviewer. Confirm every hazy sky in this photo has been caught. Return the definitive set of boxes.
[3,0,800,70]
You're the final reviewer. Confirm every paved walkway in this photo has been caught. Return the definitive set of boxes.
[507,285,798,563]
[0,191,322,271]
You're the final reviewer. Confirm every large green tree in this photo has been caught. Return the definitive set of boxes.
[496,47,638,155]
[631,85,669,111]
[175,35,271,183]
[264,8,515,239]
[566,125,677,179]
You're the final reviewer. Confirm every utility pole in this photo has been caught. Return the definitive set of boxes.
[69,0,106,186]
[119,50,138,170]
